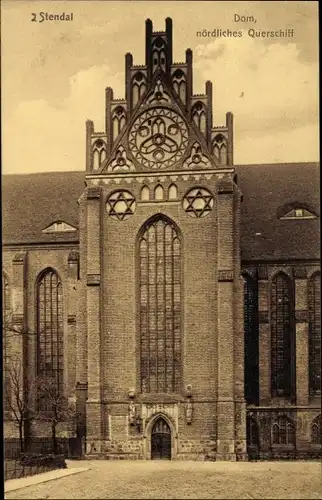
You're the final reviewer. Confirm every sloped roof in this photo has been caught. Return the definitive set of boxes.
[2,171,85,245]
[2,163,320,261]
[235,162,320,261]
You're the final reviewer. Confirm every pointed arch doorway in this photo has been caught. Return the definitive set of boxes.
[151,418,171,460]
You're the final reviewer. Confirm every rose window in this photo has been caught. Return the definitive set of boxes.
[106,191,136,221]
[183,188,214,218]
[129,108,188,169]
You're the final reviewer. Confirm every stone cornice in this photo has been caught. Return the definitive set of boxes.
[86,167,235,182]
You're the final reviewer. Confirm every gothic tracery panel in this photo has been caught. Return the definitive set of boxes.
[192,101,206,134]
[93,140,107,170]
[183,142,211,169]
[107,146,135,172]
[183,187,214,218]
[271,272,294,398]
[139,216,182,393]
[132,72,147,108]
[271,416,295,445]
[37,269,64,409]
[243,274,259,404]
[112,106,126,141]
[106,190,136,221]
[212,134,227,166]
[172,69,186,103]
[129,108,188,169]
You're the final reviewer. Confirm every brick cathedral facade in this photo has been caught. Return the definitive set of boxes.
[3,19,321,460]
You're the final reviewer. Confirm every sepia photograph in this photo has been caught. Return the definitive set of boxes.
[1,0,320,498]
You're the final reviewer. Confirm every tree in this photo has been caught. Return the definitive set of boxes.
[37,377,77,454]
[4,355,37,453]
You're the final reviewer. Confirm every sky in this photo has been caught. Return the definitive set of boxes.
[1,0,319,174]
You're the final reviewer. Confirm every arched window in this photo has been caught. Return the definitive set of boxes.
[172,69,186,103]
[243,274,259,404]
[271,416,295,445]
[141,185,150,201]
[152,37,167,73]
[192,102,206,134]
[139,216,182,393]
[168,184,178,201]
[271,272,294,397]
[212,134,227,165]
[308,272,321,395]
[112,106,126,141]
[2,273,10,413]
[154,185,164,201]
[311,415,321,444]
[132,72,147,107]
[247,416,259,447]
[37,269,64,409]
[92,140,106,170]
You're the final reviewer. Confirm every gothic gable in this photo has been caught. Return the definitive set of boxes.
[85,18,234,174]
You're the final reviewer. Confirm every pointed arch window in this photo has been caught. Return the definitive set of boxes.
[212,134,227,165]
[172,69,186,103]
[271,272,294,397]
[152,37,167,73]
[141,185,150,201]
[243,274,259,404]
[192,102,206,134]
[247,416,259,447]
[112,106,126,141]
[168,184,178,201]
[132,72,147,107]
[271,416,295,445]
[308,272,321,395]
[37,269,64,409]
[154,184,164,201]
[139,216,182,393]
[93,140,107,170]
[311,415,321,444]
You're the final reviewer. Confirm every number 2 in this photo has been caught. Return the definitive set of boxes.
[31,13,37,22]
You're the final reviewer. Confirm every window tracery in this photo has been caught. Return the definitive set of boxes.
[192,101,206,134]
[183,187,214,218]
[271,272,294,397]
[244,274,259,404]
[172,69,186,103]
[152,36,167,73]
[112,106,126,141]
[129,108,188,169]
[271,416,295,445]
[132,72,147,107]
[212,134,227,165]
[139,216,182,393]
[37,269,64,410]
[247,417,259,447]
[311,415,321,444]
[106,190,136,221]
[183,142,211,169]
[93,139,107,170]
[106,146,135,173]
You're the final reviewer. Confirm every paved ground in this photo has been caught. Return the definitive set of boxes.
[5,467,89,493]
[5,460,322,499]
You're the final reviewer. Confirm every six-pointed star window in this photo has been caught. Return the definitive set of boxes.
[106,191,136,221]
[183,188,214,218]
